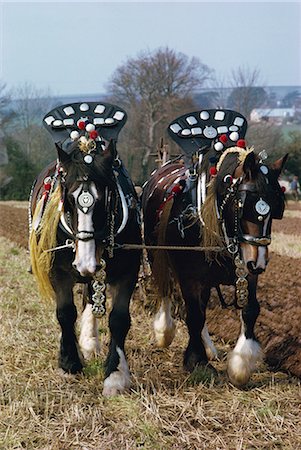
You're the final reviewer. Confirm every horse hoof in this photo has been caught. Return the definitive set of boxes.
[227,353,251,387]
[79,338,101,361]
[102,371,131,397]
[154,326,176,348]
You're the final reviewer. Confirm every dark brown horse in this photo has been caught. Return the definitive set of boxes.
[29,102,141,396]
[142,110,287,385]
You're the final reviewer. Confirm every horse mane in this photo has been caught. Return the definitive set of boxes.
[30,186,62,300]
[201,146,254,260]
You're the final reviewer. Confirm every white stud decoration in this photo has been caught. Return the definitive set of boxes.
[229,131,239,141]
[186,116,198,125]
[113,111,125,121]
[203,126,217,138]
[84,154,93,164]
[80,103,89,111]
[44,115,55,125]
[217,126,228,133]
[105,118,114,124]
[63,118,74,126]
[229,125,238,131]
[234,117,244,126]
[86,123,95,132]
[70,130,80,140]
[63,106,75,116]
[94,104,105,114]
[191,127,202,135]
[214,111,225,121]
[170,123,181,133]
[260,165,269,175]
[200,111,209,120]
[214,142,224,151]
[52,120,63,127]
[181,129,191,136]
[94,118,105,125]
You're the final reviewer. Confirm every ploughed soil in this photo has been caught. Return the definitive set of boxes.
[0,201,300,378]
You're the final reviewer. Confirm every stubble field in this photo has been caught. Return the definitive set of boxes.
[0,201,300,449]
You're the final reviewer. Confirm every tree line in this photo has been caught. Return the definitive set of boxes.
[0,47,300,200]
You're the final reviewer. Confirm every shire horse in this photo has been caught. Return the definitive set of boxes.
[29,102,141,396]
[142,109,287,386]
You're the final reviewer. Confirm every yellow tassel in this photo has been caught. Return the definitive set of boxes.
[201,180,224,261]
[30,186,62,300]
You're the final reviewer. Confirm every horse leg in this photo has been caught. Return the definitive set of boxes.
[153,297,176,348]
[54,271,83,374]
[201,323,218,360]
[227,275,262,386]
[79,284,100,360]
[102,271,137,397]
[180,281,210,372]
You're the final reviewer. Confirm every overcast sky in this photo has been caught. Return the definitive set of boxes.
[1,1,300,96]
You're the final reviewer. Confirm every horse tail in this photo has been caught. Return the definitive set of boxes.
[29,186,62,300]
[201,180,224,261]
[152,197,174,298]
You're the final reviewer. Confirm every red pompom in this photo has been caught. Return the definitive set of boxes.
[171,184,182,195]
[44,183,51,191]
[78,121,86,130]
[210,166,217,176]
[89,130,98,140]
[281,186,286,192]
[237,139,246,148]
[219,134,228,144]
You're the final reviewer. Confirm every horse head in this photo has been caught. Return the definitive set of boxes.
[213,147,288,275]
[56,138,117,277]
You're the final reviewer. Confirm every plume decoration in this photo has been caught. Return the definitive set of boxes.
[30,186,62,300]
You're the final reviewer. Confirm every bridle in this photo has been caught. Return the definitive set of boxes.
[217,176,272,255]
[54,164,129,255]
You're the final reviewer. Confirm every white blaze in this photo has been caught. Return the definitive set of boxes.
[72,183,98,276]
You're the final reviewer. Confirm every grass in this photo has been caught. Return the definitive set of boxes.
[0,236,301,449]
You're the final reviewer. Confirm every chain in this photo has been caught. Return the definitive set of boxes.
[91,258,107,317]
[234,255,249,308]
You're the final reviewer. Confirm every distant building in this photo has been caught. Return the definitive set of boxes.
[250,108,295,123]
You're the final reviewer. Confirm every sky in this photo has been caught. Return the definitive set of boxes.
[0,1,300,97]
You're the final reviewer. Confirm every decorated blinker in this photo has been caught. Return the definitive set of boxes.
[43,102,127,156]
[168,109,248,158]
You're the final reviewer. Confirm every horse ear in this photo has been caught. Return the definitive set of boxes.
[271,153,289,175]
[105,139,117,160]
[242,151,256,175]
[55,143,69,164]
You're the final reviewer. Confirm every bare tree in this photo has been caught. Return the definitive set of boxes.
[107,47,212,182]
[10,83,57,165]
[227,66,267,119]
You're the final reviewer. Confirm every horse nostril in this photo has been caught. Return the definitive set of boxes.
[247,261,265,275]
[247,261,257,274]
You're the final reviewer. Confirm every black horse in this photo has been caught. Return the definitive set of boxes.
[30,102,141,396]
[142,109,287,386]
